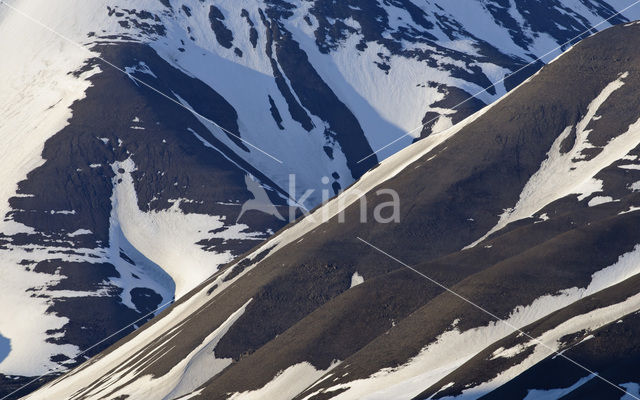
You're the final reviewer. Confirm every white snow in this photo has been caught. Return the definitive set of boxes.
[350,272,364,288]
[287,19,469,159]
[468,72,640,248]
[0,0,110,376]
[588,196,615,207]
[149,0,640,200]
[490,344,528,360]
[619,164,640,170]
[68,229,92,237]
[0,261,79,376]
[50,209,76,215]
[620,206,640,215]
[0,0,99,225]
[25,298,252,400]
[110,158,263,298]
[318,244,640,400]
[206,58,537,288]
[7,0,640,392]
[456,288,640,400]
[174,389,204,399]
[621,383,640,400]
[155,4,353,207]
[165,300,253,399]
[74,67,534,375]
[522,374,596,400]
[229,361,340,400]
[124,61,157,79]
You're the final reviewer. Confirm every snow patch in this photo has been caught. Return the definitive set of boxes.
[229,361,340,400]
[588,196,615,207]
[621,383,640,400]
[468,72,640,248]
[165,299,253,399]
[490,344,529,360]
[26,296,252,400]
[350,272,364,288]
[68,229,92,237]
[110,158,263,298]
[523,374,596,400]
[618,164,640,170]
[629,181,640,192]
[321,244,640,400]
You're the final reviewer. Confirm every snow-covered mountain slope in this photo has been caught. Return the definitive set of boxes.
[0,1,292,395]
[3,0,640,397]
[23,20,640,400]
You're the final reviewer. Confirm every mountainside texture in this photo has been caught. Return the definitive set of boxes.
[3,0,640,398]
[20,19,640,400]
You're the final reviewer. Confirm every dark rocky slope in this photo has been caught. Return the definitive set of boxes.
[24,20,640,400]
